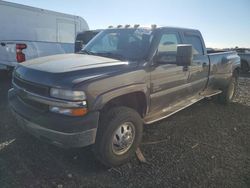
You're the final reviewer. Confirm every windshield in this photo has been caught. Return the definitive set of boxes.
[81,28,154,61]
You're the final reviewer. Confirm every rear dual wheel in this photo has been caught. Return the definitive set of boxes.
[218,72,238,104]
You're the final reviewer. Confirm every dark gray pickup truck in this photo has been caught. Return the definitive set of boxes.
[8,26,240,167]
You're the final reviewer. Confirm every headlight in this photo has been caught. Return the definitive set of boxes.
[50,88,86,101]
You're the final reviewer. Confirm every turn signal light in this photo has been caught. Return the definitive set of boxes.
[49,106,88,116]
[71,108,88,116]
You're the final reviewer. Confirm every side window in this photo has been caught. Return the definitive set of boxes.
[157,33,180,64]
[184,34,204,55]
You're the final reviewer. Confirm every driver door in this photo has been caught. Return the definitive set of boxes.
[149,30,191,115]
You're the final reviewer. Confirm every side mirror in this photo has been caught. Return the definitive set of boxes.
[176,44,193,66]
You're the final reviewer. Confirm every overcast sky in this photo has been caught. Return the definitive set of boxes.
[4,0,250,48]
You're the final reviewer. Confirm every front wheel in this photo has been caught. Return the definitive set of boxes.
[93,107,143,167]
[218,73,238,104]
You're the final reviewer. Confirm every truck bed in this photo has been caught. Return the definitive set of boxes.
[206,51,240,90]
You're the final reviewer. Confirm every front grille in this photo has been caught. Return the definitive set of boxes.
[13,76,49,111]
[18,96,49,112]
[13,76,49,96]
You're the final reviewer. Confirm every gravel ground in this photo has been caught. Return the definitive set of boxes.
[0,71,250,188]
[234,75,250,106]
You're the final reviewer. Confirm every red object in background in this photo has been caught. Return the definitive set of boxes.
[16,43,27,63]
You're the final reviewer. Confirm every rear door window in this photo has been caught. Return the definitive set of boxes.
[184,34,204,55]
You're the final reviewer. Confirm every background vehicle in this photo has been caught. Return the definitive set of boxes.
[75,30,102,53]
[9,25,240,167]
[235,48,250,73]
[0,1,89,71]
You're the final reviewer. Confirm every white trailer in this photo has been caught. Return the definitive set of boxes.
[0,0,89,70]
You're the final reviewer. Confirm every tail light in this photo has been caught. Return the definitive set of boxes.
[16,43,27,63]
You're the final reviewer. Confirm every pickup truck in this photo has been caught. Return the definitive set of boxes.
[235,48,250,73]
[8,25,240,167]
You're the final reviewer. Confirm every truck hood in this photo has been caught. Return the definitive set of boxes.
[21,53,127,73]
[15,54,136,88]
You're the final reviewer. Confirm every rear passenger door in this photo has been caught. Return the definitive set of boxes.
[149,30,190,114]
[183,32,210,95]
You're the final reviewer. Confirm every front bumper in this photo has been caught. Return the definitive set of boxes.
[8,88,100,148]
[12,110,97,148]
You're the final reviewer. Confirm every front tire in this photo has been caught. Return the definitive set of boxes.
[93,107,143,167]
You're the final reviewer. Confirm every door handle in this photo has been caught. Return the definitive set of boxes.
[183,66,189,71]
[202,62,208,68]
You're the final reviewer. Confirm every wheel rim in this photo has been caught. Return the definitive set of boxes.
[228,77,236,100]
[112,122,135,155]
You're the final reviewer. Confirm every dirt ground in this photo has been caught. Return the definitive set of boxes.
[0,72,250,188]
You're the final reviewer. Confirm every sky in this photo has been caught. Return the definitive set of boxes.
[4,0,250,48]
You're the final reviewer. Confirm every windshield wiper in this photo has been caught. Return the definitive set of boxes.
[79,49,96,55]
[79,50,127,61]
[94,52,127,61]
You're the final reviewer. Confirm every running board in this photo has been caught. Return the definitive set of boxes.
[144,89,222,124]
[200,89,222,98]
[144,95,204,124]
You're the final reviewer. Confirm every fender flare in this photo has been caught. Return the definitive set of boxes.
[91,83,150,112]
